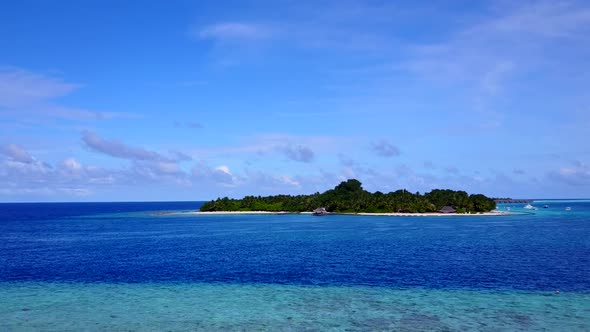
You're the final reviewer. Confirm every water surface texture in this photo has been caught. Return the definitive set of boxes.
[1,201,589,331]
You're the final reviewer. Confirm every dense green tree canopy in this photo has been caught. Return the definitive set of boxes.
[200,179,496,213]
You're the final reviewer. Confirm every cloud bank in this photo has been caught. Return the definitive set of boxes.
[82,131,173,162]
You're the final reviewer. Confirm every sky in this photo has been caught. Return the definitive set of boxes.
[1,0,589,202]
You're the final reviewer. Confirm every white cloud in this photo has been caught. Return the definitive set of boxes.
[82,131,180,162]
[0,145,196,200]
[279,144,315,163]
[0,67,78,107]
[192,162,238,186]
[0,144,35,163]
[385,0,590,131]
[553,161,590,185]
[214,165,232,175]
[187,133,340,162]
[152,161,182,175]
[280,175,300,187]
[487,1,590,38]
[62,158,82,171]
[0,67,138,121]
[193,1,417,52]
[405,1,590,88]
[240,169,307,194]
[371,139,400,157]
[4,159,51,175]
[2,144,586,200]
[59,187,92,197]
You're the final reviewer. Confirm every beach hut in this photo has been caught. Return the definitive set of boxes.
[312,207,328,216]
[439,206,456,214]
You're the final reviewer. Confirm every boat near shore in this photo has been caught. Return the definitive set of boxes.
[312,207,329,216]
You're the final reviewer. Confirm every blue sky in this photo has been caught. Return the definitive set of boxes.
[1,0,589,201]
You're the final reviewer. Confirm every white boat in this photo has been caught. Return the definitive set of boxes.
[543,205,549,208]
[565,207,571,211]
[523,204,537,210]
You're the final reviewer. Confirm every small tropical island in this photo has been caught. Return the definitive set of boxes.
[199,179,497,215]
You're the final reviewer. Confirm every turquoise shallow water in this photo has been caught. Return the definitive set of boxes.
[1,283,589,331]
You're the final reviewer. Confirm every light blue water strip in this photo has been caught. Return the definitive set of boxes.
[1,282,588,331]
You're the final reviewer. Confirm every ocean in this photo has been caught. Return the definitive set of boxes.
[1,200,589,331]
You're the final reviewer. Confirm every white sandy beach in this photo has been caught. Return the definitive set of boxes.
[165,210,511,217]
[188,211,291,215]
[350,211,509,217]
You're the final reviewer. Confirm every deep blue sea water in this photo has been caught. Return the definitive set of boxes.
[1,200,589,331]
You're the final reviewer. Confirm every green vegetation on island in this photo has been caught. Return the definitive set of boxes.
[200,179,496,213]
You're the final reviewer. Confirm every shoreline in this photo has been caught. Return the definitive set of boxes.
[162,210,512,217]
